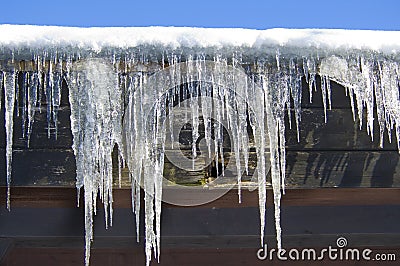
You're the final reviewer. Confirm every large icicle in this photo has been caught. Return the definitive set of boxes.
[247,73,268,246]
[263,73,283,250]
[67,58,123,266]
[4,70,16,210]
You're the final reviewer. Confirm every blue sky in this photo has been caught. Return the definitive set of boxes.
[0,0,399,30]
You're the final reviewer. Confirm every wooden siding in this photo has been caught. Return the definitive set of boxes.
[0,75,399,188]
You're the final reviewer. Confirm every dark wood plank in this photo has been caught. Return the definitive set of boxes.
[164,150,400,188]
[162,187,400,208]
[6,234,400,249]
[285,109,397,151]
[0,149,76,186]
[0,107,73,149]
[3,244,400,266]
[0,149,399,188]
[0,239,12,266]
[285,151,400,188]
[1,187,400,209]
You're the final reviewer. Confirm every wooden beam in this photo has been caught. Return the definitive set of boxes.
[1,187,400,209]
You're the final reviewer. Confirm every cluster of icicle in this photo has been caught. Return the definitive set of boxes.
[1,48,399,266]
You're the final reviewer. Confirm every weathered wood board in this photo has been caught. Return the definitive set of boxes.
[0,75,399,188]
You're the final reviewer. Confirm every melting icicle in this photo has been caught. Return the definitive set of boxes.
[4,70,15,210]
[247,74,268,246]
[21,72,27,138]
[321,75,328,123]
[27,72,39,146]
[263,73,284,250]
[289,58,302,143]
[307,57,317,103]
[67,58,123,266]
[51,58,63,138]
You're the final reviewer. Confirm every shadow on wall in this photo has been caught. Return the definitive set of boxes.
[285,76,399,188]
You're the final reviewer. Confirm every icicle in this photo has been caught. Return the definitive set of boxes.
[45,60,53,138]
[360,57,375,140]
[263,73,283,250]
[27,72,39,146]
[133,72,146,243]
[289,58,302,143]
[200,83,213,158]
[348,87,356,121]
[235,59,250,179]
[307,57,317,103]
[212,57,224,177]
[124,71,143,243]
[51,58,62,138]
[154,98,167,263]
[21,72,28,138]
[35,55,43,113]
[303,57,309,84]
[167,54,177,148]
[4,70,16,210]
[321,75,328,123]
[248,73,267,246]
[67,58,122,266]
[225,82,242,203]
[376,62,386,147]
[228,54,249,203]
[326,77,332,110]
[275,49,281,71]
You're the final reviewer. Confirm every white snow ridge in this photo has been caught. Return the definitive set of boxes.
[1,25,400,266]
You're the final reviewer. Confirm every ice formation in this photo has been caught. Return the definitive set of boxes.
[0,25,400,266]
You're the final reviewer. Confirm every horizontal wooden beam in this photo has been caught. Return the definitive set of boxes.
[1,187,400,209]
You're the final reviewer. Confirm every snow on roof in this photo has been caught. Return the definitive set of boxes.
[0,25,399,54]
